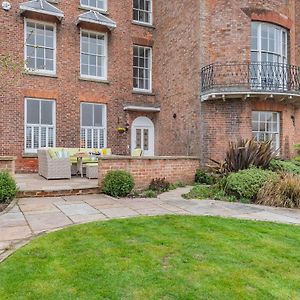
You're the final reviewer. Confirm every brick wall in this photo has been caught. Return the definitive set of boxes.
[98,156,200,190]
[201,99,300,163]
[198,0,300,163]
[1,0,300,173]
[0,0,159,172]
[0,157,16,175]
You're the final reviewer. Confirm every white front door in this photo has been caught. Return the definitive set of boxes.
[131,117,154,156]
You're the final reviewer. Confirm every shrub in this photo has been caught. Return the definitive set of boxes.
[169,182,187,190]
[257,173,300,208]
[269,159,300,175]
[224,167,277,201]
[0,172,17,203]
[209,138,277,174]
[142,190,157,198]
[195,170,216,185]
[102,170,134,197]
[183,184,217,199]
[149,178,170,193]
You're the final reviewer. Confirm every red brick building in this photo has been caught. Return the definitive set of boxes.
[1,0,300,172]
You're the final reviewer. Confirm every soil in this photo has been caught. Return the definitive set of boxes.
[0,202,9,213]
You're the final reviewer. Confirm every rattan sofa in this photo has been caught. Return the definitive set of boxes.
[38,149,71,180]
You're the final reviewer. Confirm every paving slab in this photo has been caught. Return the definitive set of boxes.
[55,203,99,216]
[0,241,13,251]
[69,213,107,224]
[19,202,61,214]
[0,226,32,242]
[122,200,160,210]
[18,197,63,205]
[82,196,120,207]
[0,213,27,227]
[136,207,175,216]
[233,211,300,225]
[99,207,140,218]
[8,205,21,213]
[25,212,73,233]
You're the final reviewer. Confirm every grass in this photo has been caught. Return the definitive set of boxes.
[1,216,300,299]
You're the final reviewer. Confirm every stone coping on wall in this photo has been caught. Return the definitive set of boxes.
[98,155,200,160]
[0,156,17,161]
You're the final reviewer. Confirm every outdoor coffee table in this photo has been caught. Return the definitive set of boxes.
[73,152,89,177]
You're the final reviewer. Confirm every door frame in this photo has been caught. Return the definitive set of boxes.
[131,116,155,156]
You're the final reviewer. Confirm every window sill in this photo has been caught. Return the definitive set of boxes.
[23,71,58,78]
[78,5,109,15]
[22,152,38,158]
[132,21,155,29]
[79,76,110,84]
[132,90,155,96]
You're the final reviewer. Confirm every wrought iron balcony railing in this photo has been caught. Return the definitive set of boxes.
[201,62,300,95]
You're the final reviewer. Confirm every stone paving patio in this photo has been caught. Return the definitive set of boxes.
[1,186,300,261]
[15,174,99,197]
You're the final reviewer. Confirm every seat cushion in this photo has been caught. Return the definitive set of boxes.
[86,163,98,167]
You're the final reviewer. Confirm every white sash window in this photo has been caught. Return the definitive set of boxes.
[25,98,56,153]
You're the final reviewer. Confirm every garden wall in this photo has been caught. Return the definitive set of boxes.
[0,156,16,175]
[98,156,200,190]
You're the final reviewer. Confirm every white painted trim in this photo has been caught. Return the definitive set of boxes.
[132,0,153,26]
[252,111,280,150]
[77,12,116,30]
[80,28,108,81]
[80,102,107,148]
[20,4,64,20]
[24,18,57,76]
[24,98,56,153]
[133,45,152,92]
[124,105,160,112]
[201,91,300,101]
[80,0,107,13]
[131,116,155,156]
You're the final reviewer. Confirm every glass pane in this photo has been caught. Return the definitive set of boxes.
[27,100,40,124]
[81,64,88,75]
[26,126,32,149]
[94,105,103,127]
[252,122,259,131]
[48,128,54,147]
[87,128,92,148]
[81,103,93,126]
[45,36,53,48]
[26,57,35,69]
[252,111,259,121]
[41,101,53,125]
[136,129,141,148]
[40,127,47,148]
[143,129,149,151]
[33,126,39,149]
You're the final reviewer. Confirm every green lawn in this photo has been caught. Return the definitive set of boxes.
[1,216,300,299]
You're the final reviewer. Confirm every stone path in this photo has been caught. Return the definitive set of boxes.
[1,186,300,261]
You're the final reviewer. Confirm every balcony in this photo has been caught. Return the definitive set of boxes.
[201,62,300,102]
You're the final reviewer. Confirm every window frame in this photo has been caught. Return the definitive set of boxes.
[24,18,57,76]
[133,0,153,26]
[24,98,56,153]
[80,0,108,13]
[252,111,280,150]
[80,29,108,81]
[251,22,288,65]
[80,102,107,149]
[133,45,153,93]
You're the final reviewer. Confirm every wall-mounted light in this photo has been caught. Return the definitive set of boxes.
[291,115,295,127]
